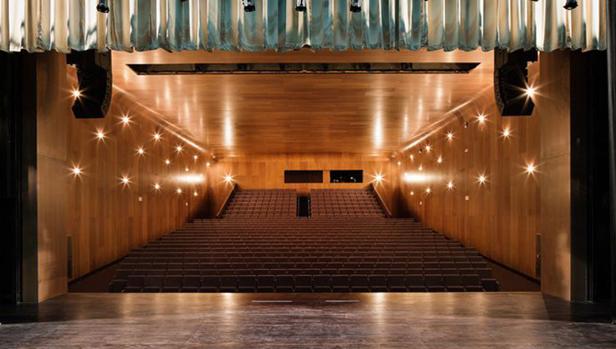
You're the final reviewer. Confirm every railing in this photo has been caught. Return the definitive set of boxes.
[216,184,237,218]
[370,183,393,218]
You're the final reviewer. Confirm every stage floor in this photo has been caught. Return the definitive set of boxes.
[0,292,613,348]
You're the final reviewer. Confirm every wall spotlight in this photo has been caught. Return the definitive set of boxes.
[525,162,537,175]
[476,113,487,125]
[120,175,132,187]
[242,0,255,12]
[70,165,83,178]
[176,188,183,194]
[175,144,184,153]
[477,174,488,185]
[447,181,454,190]
[94,128,106,142]
[164,159,171,166]
[71,88,82,99]
[446,131,454,142]
[524,85,537,99]
[350,0,361,12]
[153,183,161,191]
[153,132,162,142]
[296,0,307,11]
[425,144,432,153]
[501,126,512,139]
[224,174,235,184]
[564,0,578,10]
[136,146,145,156]
[96,0,109,13]
[372,173,384,183]
[437,156,443,164]
[120,114,131,126]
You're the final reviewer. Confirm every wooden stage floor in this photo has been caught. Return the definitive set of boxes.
[0,292,613,348]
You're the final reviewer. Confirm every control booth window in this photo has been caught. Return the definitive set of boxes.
[284,170,324,183]
[330,170,363,183]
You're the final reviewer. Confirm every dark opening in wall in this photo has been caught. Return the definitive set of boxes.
[284,170,323,183]
[297,196,311,217]
[330,170,363,183]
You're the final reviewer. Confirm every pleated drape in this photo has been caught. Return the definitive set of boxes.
[0,0,607,52]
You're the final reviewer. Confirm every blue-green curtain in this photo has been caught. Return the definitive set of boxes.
[0,0,607,52]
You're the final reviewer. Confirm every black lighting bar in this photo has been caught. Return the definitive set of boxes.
[127,62,480,75]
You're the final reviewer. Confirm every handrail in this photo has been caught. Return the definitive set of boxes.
[371,183,393,218]
[216,184,237,218]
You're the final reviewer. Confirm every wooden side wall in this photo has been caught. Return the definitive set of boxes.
[36,53,206,301]
[395,51,572,299]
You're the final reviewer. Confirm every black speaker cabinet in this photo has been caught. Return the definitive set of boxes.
[494,49,538,116]
[67,50,112,119]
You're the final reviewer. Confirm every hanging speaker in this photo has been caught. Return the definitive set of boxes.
[494,49,538,116]
[67,50,112,119]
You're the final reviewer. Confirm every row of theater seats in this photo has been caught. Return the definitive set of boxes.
[311,189,384,217]
[111,274,498,293]
[109,218,499,293]
[223,189,296,218]
[223,189,385,218]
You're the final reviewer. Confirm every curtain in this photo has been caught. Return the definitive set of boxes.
[0,0,607,52]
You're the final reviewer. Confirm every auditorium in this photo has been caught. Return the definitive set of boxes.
[1,1,616,347]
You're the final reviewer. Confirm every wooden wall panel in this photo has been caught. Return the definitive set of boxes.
[36,53,207,300]
[204,154,400,217]
[396,51,572,295]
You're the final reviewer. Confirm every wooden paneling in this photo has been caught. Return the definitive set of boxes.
[36,53,208,300]
[537,51,571,300]
[112,49,493,155]
[396,52,572,295]
[204,153,400,217]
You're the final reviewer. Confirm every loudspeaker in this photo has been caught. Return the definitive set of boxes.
[494,49,538,116]
[67,50,112,118]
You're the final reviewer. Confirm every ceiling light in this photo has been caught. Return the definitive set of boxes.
[164,159,171,166]
[425,187,431,194]
[437,156,443,164]
[242,0,255,12]
[525,162,537,175]
[410,191,415,196]
[447,181,454,190]
[96,0,109,13]
[206,162,211,167]
[175,144,184,153]
[425,144,432,153]
[193,191,199,197]
[397,161,401,166]
[224,174,234,183]
[176,188,183,194]
[418,164,423,171]
[564,0,578,10]
[153,183,161,191]
[71,88,82,98]
[446,131,454,142]
[350,0,361,12]
[409,154,415,161]
[295,0,306,11]
[153,132,162,141]
[193,155,198,161]
[136,146,145,156]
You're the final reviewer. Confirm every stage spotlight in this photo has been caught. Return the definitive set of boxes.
[242,0,256,12]
[296,0,307,11]
[350,0,361,12]
[96,0,109,13]
[564,0,578,10]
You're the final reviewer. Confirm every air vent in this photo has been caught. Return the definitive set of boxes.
[128,62,480,75]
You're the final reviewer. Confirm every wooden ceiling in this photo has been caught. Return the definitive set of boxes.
[112,49,493,156]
